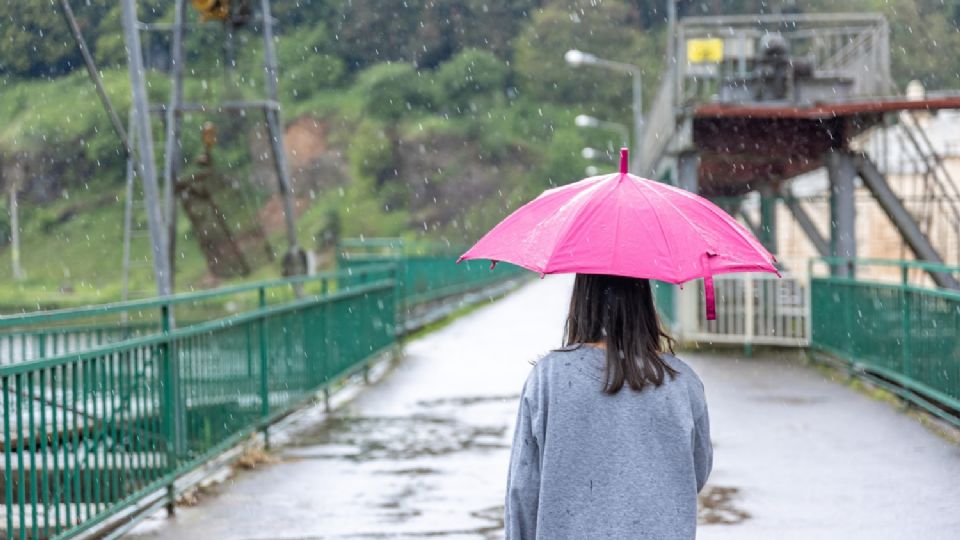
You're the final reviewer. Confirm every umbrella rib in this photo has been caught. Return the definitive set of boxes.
[653,183,772,262]
[690,190,775,261]
[542,178,617,272]
[627,178,678,273]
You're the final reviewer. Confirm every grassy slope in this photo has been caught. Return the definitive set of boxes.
[0,59,562,311]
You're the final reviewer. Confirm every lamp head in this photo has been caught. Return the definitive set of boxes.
[565,49,595,66]
[575,114,599,127]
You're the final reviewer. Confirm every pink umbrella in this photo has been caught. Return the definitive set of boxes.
[458,148,778,320]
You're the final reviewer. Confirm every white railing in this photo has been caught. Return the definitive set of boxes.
[676,273,810,347]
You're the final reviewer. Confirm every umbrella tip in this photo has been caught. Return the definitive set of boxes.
[619,148,628,174]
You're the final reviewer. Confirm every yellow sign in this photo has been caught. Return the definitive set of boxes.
[687,38,724,64]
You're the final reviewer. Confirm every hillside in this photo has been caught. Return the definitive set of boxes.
[1,0,959,310]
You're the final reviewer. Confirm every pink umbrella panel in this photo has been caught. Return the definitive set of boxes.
[459,149,779,320]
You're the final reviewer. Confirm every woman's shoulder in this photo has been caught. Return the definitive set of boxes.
[661,353,708,404]
[534,344,602,370]
[662,353,701,381]
[525,345,602,382]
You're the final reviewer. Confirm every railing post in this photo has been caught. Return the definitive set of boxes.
[160,303,177,516]
[900,265,911,379]
[390,265,403,362]
[395,257,407,335]
[744,273,755,357]
[37,332,46,362]
[258,286,270,448]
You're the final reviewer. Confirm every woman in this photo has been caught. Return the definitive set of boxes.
[505,273,712,539]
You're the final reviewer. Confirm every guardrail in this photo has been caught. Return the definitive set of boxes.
[658,273,809,352]
[685,273,809,350]
[0,243,527,539]
[0,266,392,366]
[337,238,528,330]
[0,265,398,539]
[810,258,960,427]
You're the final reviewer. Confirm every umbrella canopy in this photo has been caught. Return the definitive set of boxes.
[459,148,778,320]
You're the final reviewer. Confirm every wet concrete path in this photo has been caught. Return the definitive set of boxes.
[127,276,960,540]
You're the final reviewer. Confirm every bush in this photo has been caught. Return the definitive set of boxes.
[434,49,507,114]
[355,62,435,121]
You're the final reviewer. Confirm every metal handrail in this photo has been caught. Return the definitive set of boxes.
[0,264,397,330]
[811,257,960,276]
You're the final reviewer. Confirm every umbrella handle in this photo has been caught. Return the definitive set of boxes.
[704,275,716,321]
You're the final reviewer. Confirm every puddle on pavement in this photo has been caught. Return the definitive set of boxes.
[277,395,513,537]
[416,394,519,408]
[698,485,751,525]
[285,414,509,462]
[281,394,748,537]
[378,467,441,476]
[751,394,826,405]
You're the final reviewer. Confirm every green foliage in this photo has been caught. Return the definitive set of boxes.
[540,127,592,188]
[284,56,345,100]
[4,0,960,304]
[512,1,662,121]
[0,203,9,248]
[347,119,397,187]
[355,62,435,120]
[0,0,171,77]
[434,49,507,114]
[330,0,538,69]
[315,208,341,250]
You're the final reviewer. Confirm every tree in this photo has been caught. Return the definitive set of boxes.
[277,25,345,99]
[331,0,538,70]
[435,49,507,114]
[356,62,435,121]
[512,1,663,122]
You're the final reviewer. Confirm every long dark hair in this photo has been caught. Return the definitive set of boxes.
[563,274,677,394]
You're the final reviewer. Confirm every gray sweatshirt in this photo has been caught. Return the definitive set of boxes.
[505,345,712,539]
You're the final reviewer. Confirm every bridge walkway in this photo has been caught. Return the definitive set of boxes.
[126,276,960,540]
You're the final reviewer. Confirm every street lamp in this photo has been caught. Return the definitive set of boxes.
[575,114,630,148]
[565,49,643,171]
[581,147,602,160]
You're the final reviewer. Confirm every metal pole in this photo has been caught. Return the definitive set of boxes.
[58,0,132,156]
[632,69,643,173]
[826,149,856,278]
[9,183,23,281]
[162,0,187,291]
[667,0,677,66]
[122,0,171,297]
[259,0,302,271]
[677,151,699,193]
[121,112,138,305]
[758,183,778,255]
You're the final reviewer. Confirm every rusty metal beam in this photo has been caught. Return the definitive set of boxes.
[695,95,960,119]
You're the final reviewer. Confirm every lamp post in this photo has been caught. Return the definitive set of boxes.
[581,148,612,175]
[581,147,603,160]
[575,114,630,148]
[565,49,643,171]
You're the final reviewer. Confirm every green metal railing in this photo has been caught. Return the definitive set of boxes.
[0,265,397,539]
[337,238,528,324]
[810,258,960,425]
[0,240,528,539]
[653,281,676,329]
[0,266,387,366]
